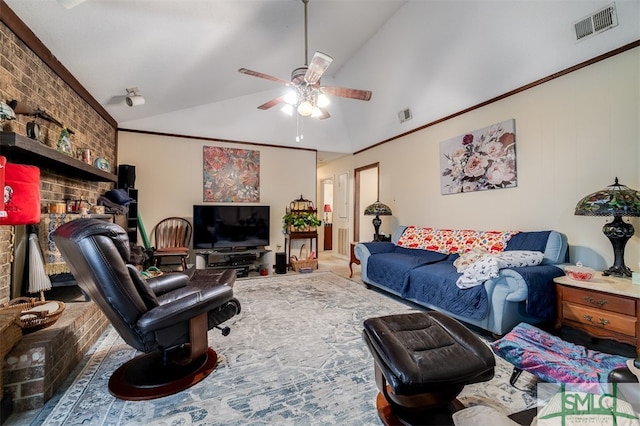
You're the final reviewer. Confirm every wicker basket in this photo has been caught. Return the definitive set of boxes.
[0,297,66,334]
[290,244,318,272]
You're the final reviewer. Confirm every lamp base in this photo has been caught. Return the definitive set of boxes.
[372,215,382,242]
[601,216,634,278]
[602,265,632,278]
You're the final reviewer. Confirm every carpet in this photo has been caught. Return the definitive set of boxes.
[35,272,538,425]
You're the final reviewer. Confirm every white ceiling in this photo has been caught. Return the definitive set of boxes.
[4,0,639,158]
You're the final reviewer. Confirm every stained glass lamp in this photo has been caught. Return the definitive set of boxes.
[575,178,640,277]
[364,201,392,242]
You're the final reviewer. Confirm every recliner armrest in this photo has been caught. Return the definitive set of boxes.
[147,272,189,295]
[137,285,233,333]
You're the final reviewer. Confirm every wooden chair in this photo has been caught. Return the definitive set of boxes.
[153,217,192,271]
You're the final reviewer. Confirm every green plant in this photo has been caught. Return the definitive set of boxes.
[282,211,322,232]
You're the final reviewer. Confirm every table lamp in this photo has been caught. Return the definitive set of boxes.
[364,201,392,242]
[323,204,332,223]
[574,177,640,277]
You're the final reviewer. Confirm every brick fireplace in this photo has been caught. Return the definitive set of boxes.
[3,290,109,412]
[1,4,118,416]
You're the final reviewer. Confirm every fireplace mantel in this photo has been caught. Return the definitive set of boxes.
[0,132,117,183]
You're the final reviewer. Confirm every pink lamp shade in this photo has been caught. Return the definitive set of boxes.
[323,204,332,213]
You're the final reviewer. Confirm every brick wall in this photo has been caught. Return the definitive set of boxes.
[4,303,109,411]
[0,16,117,304]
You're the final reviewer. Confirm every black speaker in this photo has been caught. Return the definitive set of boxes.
[117,164,136,189]
[275,252,287,274]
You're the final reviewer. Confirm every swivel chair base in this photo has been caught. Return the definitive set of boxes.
[109,347,218,401]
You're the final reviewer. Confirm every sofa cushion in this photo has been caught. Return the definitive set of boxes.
[396,226,519,254]
[367,250,449,295]
[406,261,489,320]
[504,231,550,252]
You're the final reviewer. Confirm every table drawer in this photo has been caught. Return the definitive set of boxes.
[561,285,636,316]
[563,301,637,337]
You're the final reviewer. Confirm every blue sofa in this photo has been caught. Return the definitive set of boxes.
[354,226,568,335]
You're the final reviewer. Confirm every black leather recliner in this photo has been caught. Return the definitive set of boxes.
[608,358,640,413]
[53,218,241,400]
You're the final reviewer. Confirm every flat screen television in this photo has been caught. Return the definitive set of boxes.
[193,205,270,250]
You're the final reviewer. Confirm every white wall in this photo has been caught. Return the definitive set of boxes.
[117,131,317,267]
[353,47,639,272]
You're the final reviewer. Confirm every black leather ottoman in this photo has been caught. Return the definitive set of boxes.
[362,311,495,425]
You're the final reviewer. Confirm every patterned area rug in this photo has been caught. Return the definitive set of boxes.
[35,272,537,425]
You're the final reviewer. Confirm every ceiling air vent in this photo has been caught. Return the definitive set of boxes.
[398,108,412,123]
[574,3,618,41]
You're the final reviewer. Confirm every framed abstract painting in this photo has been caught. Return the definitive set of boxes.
[203,146,260,202]
[440,119,517,195]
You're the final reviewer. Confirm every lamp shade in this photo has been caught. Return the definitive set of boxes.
[364,201,392,216]
[323,204,332,213]
[575,178,640,217]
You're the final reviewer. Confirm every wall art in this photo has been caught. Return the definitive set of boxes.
[203,146,260,202]
[440,119,517,194]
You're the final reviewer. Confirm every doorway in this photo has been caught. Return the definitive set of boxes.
[322,179,333,250]
[354,163,379,243]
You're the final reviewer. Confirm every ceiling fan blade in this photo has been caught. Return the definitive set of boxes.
[316,108,331,120]
[304,52,333,85]
[58,0,86,9]
[257,96,285,110]
[322,86,372,101]
[238,68,290,85]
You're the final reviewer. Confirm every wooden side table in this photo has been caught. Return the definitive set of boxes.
[349,242,361,278]
[554,274,640,355]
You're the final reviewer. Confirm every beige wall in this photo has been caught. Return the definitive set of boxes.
[117,131,317,266]
[352,47,639,272]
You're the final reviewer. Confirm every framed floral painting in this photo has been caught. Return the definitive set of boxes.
[203,146,260,202]
[440,119,517,194]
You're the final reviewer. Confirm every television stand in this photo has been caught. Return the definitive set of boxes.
[194,248,271,277]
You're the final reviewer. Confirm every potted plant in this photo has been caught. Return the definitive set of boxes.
[282,210,322,233]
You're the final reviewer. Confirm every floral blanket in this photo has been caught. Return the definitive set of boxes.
[491,322,628,384]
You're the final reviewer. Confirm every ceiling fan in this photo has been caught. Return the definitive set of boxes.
[238,0,372,120]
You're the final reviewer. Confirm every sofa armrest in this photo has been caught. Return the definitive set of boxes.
[483,269,528,302]
[359,241,396,256]
[356,242,396,284]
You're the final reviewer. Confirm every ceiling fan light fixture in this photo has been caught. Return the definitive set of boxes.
[311,107,323,118]
[317,92,330,108]
[297,101,313,117]
[284,90,298,105]
[281,104,294,116]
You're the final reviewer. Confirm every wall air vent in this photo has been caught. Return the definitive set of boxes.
[398,108,412,123]
[574,3,618,41]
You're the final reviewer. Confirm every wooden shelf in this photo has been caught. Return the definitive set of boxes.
[0,132,117,182]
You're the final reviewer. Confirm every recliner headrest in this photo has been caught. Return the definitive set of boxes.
[54,218,131,262]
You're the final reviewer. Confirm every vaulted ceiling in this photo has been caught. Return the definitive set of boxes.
[4,0,639,158]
